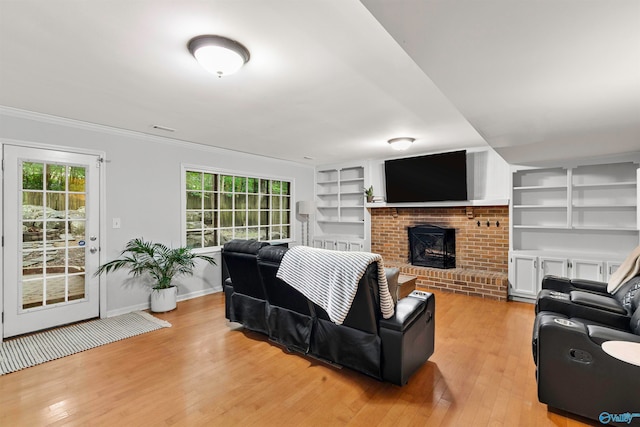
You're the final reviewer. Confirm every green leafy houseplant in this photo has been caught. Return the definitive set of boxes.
[364,185,374,202]
[95,237,217,290]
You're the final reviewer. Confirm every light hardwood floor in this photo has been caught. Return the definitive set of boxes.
[0,290,594,426]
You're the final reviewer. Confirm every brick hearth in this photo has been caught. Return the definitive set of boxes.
[370,206,509,301]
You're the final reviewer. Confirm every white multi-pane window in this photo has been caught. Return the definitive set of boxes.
[184,169,292,250]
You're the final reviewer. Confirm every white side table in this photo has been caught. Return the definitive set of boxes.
[602,341,640,367]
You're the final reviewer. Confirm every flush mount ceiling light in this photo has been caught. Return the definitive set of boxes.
[187,35,250,77]
[387,137,415,151]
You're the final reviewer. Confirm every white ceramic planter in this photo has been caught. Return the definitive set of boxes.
[150,286,177,312]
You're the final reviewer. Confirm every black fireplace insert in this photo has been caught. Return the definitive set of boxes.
[408,225,456,269]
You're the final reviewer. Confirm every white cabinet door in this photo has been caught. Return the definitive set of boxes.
[336,241,349,251]
[571,259,604,281]
[605,261,622,281]
[312,239,325,249]
[324,240,337,250]
[509,254,538,299]
[540,256,568,278]
[348,242,363,252]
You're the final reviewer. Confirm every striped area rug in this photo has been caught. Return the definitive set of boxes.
[0,311,171,375]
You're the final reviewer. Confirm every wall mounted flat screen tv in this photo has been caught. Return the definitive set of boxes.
[384,150,468,203]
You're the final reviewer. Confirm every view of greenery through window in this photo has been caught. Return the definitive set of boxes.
[21,161,88,308]
[185,170,291,249]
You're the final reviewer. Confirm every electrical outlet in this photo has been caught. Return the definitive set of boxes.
[112,218,121,229]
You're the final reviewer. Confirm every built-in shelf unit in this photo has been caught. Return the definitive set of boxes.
[509,161,640,301]
[314,163,368,251]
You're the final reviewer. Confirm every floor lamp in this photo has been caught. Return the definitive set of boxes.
[297,200,315,246]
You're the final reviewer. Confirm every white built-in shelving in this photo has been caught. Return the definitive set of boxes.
[314,164,368,251]
[509,161,640,301]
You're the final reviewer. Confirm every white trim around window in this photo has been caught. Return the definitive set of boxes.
[181,164,295,252]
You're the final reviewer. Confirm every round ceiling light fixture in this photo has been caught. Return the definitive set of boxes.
[387,137,415,151]
[187,35,250,77]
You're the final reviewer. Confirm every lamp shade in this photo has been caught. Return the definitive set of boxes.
[297,200,315,215]
[188,35,250,77]
[387,137,415,151]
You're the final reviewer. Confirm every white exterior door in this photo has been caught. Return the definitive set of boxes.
[3,145,101,337]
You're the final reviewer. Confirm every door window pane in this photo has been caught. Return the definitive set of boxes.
[45,249,64,274]
[68,274,85,301]
[69,167,86,192]
[46,164,66,191]
[23,162,44,190]
[69,194,86,215]
[23,192,44,219]
[47,192,66,212]
[22,278,44,309]
[68,248,86,273]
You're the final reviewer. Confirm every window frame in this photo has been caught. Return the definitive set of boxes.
[181,164,295,253]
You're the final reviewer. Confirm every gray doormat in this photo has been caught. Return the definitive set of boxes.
[1,311,171,375]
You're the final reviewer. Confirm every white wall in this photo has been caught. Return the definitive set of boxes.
[367,147,510,202]
[0,108,315,316]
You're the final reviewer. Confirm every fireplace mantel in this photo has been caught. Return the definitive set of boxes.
[366,199,509,209]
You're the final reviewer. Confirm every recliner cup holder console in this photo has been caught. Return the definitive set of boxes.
[553,317,577,327]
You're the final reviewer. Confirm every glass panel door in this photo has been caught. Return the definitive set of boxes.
[3,145,101,338]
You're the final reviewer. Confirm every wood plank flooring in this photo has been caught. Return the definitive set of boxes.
[0,291,595,426]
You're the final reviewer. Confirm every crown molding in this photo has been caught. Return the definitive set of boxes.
[0,105,314,168]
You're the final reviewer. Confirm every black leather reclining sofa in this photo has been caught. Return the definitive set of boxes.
[532,275,640,424]
[222,239,436,385]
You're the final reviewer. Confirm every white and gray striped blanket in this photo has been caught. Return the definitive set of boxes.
[276,246,395,325]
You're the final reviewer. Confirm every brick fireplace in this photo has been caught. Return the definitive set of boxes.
[370,206,509,300]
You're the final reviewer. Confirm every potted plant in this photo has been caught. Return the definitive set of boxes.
[364,185,374,203]
[95,237,217,312]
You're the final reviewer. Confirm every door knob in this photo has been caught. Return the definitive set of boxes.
[89,247,98,254]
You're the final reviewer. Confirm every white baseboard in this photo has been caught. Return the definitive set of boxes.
[105,287,222,318]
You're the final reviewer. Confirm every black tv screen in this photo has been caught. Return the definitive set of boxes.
[384,150,468,203]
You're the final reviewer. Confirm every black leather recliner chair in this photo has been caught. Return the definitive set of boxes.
[221,239,270,334]
[222,239,436,385]
[257,245,315,353]
[535,275,640,330]
[533,299,640,424]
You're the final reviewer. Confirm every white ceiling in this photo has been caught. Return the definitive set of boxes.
[0,1,638,166]
[361,0,640,165]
